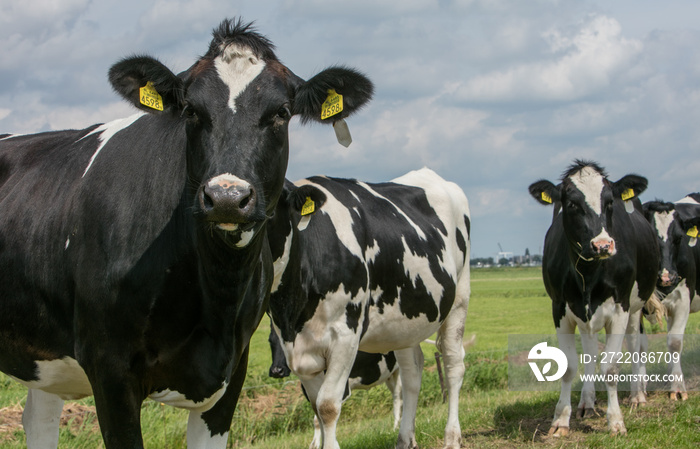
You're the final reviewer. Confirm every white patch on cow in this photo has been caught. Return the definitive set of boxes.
[187,410,229,448]
[295,179,363,259]
[10,358,92,400]
[215,44,266,114]
[64,238,70,250]
[149,381,228,411]
[272,231,293,294]
[401,236,443,301]
[569,166,605,215]
[653,211,674,242]
[0,133,27,141]
[235,229,256,248]
[357,181,426,240]
[364,239,381,263]
[81,113,144,177]
[676,196,700,205]
[284,284,365,378]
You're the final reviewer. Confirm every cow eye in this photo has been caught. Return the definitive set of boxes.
[181,103,197,120]
[277,105,291,121]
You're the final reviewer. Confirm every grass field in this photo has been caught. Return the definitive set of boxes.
[1,266,699,448]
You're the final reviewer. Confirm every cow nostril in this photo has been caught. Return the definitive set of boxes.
[202,189,215,210]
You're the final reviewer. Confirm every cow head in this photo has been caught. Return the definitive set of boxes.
[529,160,648,260]
[108,19,373,248]
[644,195,700,291]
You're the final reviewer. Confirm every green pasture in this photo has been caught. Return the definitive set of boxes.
[1,266,699,448]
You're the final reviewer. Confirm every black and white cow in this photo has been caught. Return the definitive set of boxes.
[643,193,700,400]
[0,19,372,449]
[268,325,402,447]
[529,160,659,436]
[267,168,471,449]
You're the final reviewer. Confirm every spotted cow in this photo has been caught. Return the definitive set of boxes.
[267,168,471,449]
[643,193,700,400]
[529,160,659,436]
[0,18,372,449]
[268,324,402,447]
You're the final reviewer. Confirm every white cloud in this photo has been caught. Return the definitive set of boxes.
[455,15,643,103]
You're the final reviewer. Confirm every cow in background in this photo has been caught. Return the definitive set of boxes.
[268,324,402,447]
[267,168,471,449]
[643,193,700,400]
[0,18,373,449]
[529,160,658,436]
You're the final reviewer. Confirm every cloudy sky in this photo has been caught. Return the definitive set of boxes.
[2,0,700,258]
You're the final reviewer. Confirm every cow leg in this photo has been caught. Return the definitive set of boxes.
[436,300,468,449]
[625,309,647,408]
[602,315,629,435]
[385,370,403,429]
[577,332,597,417]
[310,414,322,449]
[188,344,251,448]
[23,388,64,449]
[394,346,424,449]
[665,292,690,400]
[549,319,577,438]
[90,375,145,448]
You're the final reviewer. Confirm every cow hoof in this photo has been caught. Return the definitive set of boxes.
[577,407,596,418]
[610,424,627,436]
[670,391,689,401]
[547,426,569,438]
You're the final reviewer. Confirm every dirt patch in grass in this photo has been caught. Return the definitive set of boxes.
[0,403,98,441]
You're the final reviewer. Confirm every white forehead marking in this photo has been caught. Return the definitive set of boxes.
[82,112,144,177]
[653,211,674,242]
[214,44,266,114]
[569,166,605,215]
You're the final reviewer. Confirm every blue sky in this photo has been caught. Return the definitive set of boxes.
[2,0,700,258]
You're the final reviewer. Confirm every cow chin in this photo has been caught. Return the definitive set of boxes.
[214,221,262,249]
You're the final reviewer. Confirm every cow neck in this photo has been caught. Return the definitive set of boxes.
[568,241,606,320]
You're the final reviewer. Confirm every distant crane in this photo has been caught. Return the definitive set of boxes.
[497,243,513,266]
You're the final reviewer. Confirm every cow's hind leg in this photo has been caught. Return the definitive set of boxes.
[23,388,64,449]
[385,369,402,429]
[436,297,468,449]
[395,346,424,449]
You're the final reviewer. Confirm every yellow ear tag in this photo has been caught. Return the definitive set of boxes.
[541,191,552,204]
[687,226,698,238]
[321,89,343,120]
[139,81,164,111]
[621,188,635,201]
[301,197,316,216]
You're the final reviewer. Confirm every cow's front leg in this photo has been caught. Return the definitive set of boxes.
[549,319,577,438]
[395,346,424,449]
[602,314,629,436]
[625,309,647,408]
[89,372,145,448]
[665,290,691,401]
[577,332,597,417]
[187,345,250,448]
[23,388,64,449]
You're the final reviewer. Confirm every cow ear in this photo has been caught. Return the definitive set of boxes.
[293,66,374,125]
[674,202,700,231]
[612,174,648,201]
[287,185,328,215]
[528,180,559,206]
[108,55,184,114]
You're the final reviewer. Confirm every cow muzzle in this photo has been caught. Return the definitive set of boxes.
[199,174,258,230]
[591,236,616,258]
[658,269,679,288]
